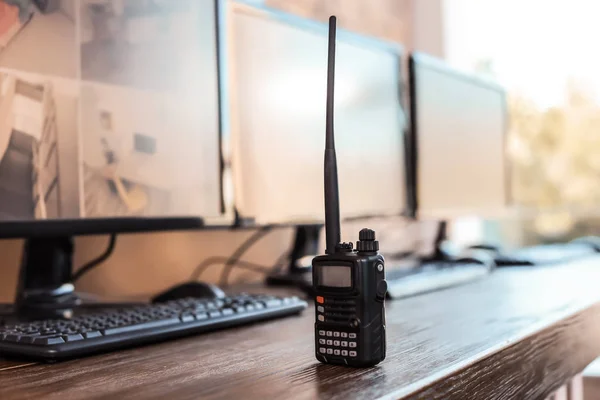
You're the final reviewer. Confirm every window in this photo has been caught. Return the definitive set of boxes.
[443,0,600,238]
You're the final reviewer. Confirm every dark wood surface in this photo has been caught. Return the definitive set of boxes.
[3,259,600,399]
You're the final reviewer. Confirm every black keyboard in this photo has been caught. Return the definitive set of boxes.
[386,261,492,299]
[0,293,307,361]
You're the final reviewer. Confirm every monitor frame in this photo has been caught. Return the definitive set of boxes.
[0,0,232,239]
[407,51,511,219]
[223,0,410,225]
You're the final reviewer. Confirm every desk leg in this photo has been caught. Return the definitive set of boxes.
[545,374,582,400]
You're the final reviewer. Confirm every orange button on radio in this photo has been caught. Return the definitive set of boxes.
[316,296,324,304]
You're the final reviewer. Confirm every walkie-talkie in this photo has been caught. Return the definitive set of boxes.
[312,16,388,368]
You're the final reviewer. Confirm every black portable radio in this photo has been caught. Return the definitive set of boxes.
[312,16,388,368]
[313,230,387,367]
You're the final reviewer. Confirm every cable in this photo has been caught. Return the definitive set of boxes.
[190,256,283,282]
[71,234,117,282]
[219,226,274,286]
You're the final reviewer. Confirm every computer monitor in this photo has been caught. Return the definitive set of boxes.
[224,2,408,226]
[408,52,509,219]
[0,0,224,317]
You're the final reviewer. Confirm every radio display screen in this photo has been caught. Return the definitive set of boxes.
[317,265,352,288]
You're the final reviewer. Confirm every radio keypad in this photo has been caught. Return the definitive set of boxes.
[317,297,359,358]
[316,328,358,358]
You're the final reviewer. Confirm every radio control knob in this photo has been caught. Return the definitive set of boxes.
[356,228,379,252]
[359,228,375,241]
[350,318,360,328]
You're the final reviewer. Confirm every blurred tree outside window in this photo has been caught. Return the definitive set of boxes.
[443,0,600,239]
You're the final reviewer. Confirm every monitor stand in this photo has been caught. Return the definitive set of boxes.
[7,236,121,321]
[421,220,453,262]
[14,236,81,319]
[265,225,321,295]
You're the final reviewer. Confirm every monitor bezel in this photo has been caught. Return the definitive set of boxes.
[224,0,410,226]
[407,51,510,219]
[0,0,233,239]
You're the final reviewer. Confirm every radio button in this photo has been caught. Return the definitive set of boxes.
[349,342,357,348]
[340,332,348,338]
[320,347,327,354]
[317,306,324,313]
[327,348,333,355]
[341,341,348,347]
[334,349,340,356]
[327,340,333,345]
[349,351,357,357]
[326,331,333,337]
[318,315,325,322]
[341,350,348,356]
[333,340,340,346]
[348,333,357,339]
[319,330,326,336]
[319,339,326,345]
[333,332,340,337]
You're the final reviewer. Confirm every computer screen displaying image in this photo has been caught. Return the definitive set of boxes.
[0,0,223,223]
[227,2,408,225]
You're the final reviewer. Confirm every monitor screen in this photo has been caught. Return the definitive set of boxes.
[0,0,222,223]
[227,4,407,224]
[410,53,508,218]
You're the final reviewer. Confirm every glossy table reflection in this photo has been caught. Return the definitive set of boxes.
[2,259,600,399]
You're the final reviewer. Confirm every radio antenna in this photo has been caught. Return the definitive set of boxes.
[324,15,341,255]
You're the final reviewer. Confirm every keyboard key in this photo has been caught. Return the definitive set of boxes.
[4,334,20,343]
[180,314,195,323]
[83,331,102,339]
[221,309,235,316]
[33,336,65,346]
[208,311,222,318]
[265,299,283,308]
[63,334,84,342]
[195,312,209,320]
[102,318,180,336]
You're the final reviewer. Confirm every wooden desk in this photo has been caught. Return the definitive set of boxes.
[2,260,600,399]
